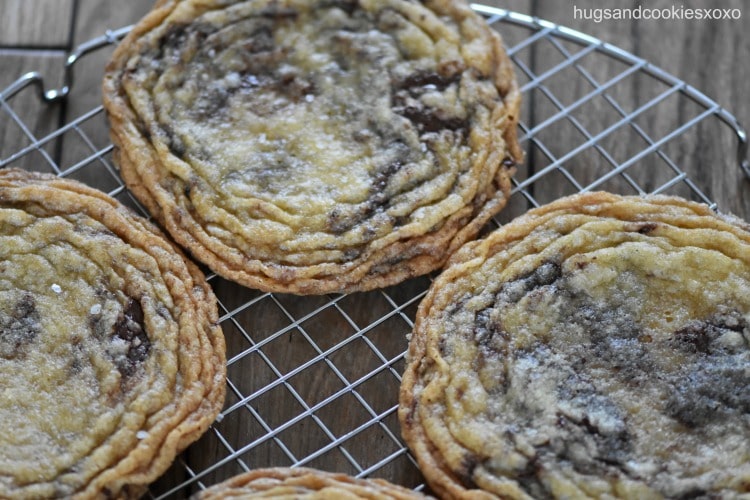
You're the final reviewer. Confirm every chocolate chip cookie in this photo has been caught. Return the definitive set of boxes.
[399,192,750,499]
[102,0,521,294]
[0,169,226,499]
[194,467,430,499]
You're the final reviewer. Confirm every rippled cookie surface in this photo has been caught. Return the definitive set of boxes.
[399,192,750,499]
[194,467,431,499]
[0,169,226,499]
[103,0,521,294]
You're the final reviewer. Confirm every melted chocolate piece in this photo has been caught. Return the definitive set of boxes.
[241,25,276,54]
[392,70,468,133]
[0,293,40,359]
[156,20,290,126]
[370,160,403,200]
[191,85,232,121]
[166,130,187,160]
[326,208,347,234]
[514,453,552,500]
[496,261,562,304]
[327,160,406,234]
[673,321,716,354]
[473,308,508,353]
[398,107,467,133]
[571,304,646,372]
[273,72,316,103]
[135,116,151,142]
[155,22,213,60]
[457,454,481,490]
[674,489,719,500]
[153,122,187,161]
[554,400,633,477]
[111,299,151,379]
[396,70,461,92]
[672,313,748,355]
[666,312,750,427]
[256,5,299,19]
[666,356,750,428]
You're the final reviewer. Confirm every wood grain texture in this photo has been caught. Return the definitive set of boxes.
[1,0,748,497]
[483,0,750,217]
[0,52,63,172]
[0,0,75,47]
[57,0,161,190]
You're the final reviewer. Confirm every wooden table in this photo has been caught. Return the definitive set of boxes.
[1,0,748,497]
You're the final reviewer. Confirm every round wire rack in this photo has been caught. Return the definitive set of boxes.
[0,5,747,498]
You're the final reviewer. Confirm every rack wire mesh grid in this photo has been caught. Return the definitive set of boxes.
[1,5,748,498]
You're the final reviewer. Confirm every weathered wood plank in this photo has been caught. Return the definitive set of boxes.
[0,51,64,173]
[0,0,74,47]
[530,0,749,216]
[56,0,157,191]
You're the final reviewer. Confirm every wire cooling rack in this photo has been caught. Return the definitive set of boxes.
[1,5,748,498]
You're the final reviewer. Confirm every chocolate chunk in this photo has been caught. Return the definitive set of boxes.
[457,454,480,489]
[168,135,187,159]
[473,309,495,346]
[666,356,750,428]
[673,322,715,354]
[326,160,406,234]
[437,337,448,356]
[371,160,402,194]
[396,70,461,93]
[671,313,748,355]
[191,84,231,121]
[257,5,299,19]
[397,106,467,133]
[496,261,562,304]
[667,390,719,428]
[326,201,379,235]
[514,453,552,499]
[392,70,468,133]
[273,72,316,103]
[0,293,40,359]
[674,489,709,500]
[562,295,653,385]
[158,23,192,53]
[473,308,509,354]
[156,22,213,58]
[327,208,347,234]
[110,299,151,379]
[157,123,188,160]
[554,406,633,476]
[135,117,152,142]
[238,25,276,55]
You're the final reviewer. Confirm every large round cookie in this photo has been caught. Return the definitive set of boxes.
[0,169,226,499]
[194,467,430,499]
[399,192,750,499]
[102,0,522,294]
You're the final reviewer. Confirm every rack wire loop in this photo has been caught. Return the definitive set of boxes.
[0,26,132,103]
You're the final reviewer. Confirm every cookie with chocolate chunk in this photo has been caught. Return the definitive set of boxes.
[0,169,225,499]
[399,192,750,499]
[102,0,521,294]
[194,467,430,499]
